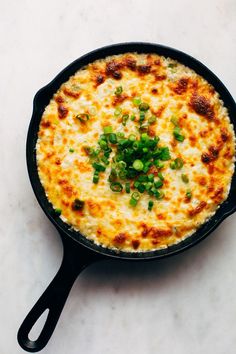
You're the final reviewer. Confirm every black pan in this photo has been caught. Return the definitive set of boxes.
[17,42,236,352]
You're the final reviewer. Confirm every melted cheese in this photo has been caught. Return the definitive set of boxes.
[36,53,235,252]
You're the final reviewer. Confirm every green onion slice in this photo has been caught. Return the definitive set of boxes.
[76,113,90,123]
[110,182,123,192]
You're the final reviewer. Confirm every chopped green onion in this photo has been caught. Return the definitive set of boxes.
[130,114,135,121]
[93,172,99,184]
[131,192,140,200]
[138,175,149,182]
[129,198,138,206]
[117,161,126,169]
[133,159,144,171]
[117,132,125,138]
[141,133,149,141]
[103,126,113,134]
[114,107,122,116]
[145,182,153,191]
[170,115,178,126]
[133,97,141,105]
[154,180,163,188]
[108,168,117,182]
[148,200,154,211]
[129,134,136,141]
[137,183,145,193]
[125,182,130,193]
[55,208,62,215]
[154,160,164,169]
[170,157,184,170]
[181,174,189,183]
[156,190,165,199]
[158,172,164,180]
[114,86,123,96]
[148,115,157,124]
[139,102,150,111]
[69,148,74,153]
[119,170,127,179]
[92,162,106,172]
[76,113,90,123]
[122,114,129,126]
[101,156,109,165]
[159,147,171,161]
[134,181,140,188]
[148,174,154,182]
[143,147,148,153]
[109,133,117,144]
[99,140,108,150]
[110,182,123,192]
[186,189,192,199]
[139,111,145,122]
[173,126,185,142]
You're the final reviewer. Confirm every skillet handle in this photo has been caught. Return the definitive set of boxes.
[17,238,101,352]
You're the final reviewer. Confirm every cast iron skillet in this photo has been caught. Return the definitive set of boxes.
[17,42,236,352]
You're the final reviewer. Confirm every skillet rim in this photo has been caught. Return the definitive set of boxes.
[27,41,236,260]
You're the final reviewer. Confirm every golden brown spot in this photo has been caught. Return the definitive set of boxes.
[114,233,126,244]
[155,74,167,81]
[63,87,80,99]
[137,64,151,74]
[112,93,128,106]
[151,88,158,94]
[189,93,214,120]
[173,77,189,95]
[132,240,140,250]
[55,95,64,103]
[55,158,61,165]
[87,200,103,217]
[106,60,122,80]
[95,74,105,86]
[211,187,224,204]
[188,201,207,217]
[41,121,51,128]
[58,104,68,119]
[220,127,229,142]
[124,56,137,70]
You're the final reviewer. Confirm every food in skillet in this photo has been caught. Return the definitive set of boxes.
[36,53,235,252]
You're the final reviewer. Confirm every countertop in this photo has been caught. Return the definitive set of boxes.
[1,0,236,353]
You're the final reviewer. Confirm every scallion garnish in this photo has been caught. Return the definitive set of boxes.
[186,189,192,199]
[139,102,150,111]
[103,126,113,134]
[125,182,130,193]
[181,174,189,183]
[109,133,117,144]
[114,86,123,96]
[69,148,74,153]
[170,157,184,170]
[92,162,106,172]
[148,115,157,124]
[133,97,141,105]
[110,182,123,192]
[148,200,154,211]
[122,114,129,126]
[114,107,122,117]
[76,113,90,123]
[55,208,62,215]
[173,126,185,142]
[133,159,144,171]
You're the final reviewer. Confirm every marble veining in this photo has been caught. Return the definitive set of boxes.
[0,0,236,353]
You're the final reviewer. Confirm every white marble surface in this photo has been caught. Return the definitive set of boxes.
[1,0,236,353]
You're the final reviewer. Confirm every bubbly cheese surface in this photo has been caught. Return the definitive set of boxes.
[36,53,235,252]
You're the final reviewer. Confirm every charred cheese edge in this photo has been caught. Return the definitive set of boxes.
[36,53,235,252]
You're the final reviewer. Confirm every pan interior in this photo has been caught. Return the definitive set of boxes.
[27,43,236,260]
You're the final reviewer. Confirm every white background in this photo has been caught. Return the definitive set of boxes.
[1,0,236,353]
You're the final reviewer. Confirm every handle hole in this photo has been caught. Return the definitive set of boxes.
[28,309,49,341]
